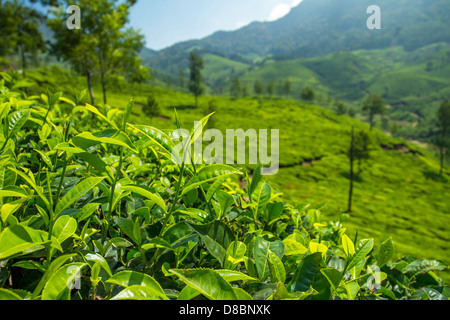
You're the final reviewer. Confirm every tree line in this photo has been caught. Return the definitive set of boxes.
[0,0,149,106]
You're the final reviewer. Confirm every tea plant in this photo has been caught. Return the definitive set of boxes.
[0,73,447,300]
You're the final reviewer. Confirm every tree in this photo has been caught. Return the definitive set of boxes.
[334,99,347,115]
[267,80,275,97]
[229,75,241,98]
[47,0,146,105]
[347,127,355,213]
[301,87,315,101]
[0,1,46,78]
[354,130,372,174]
[178,68,185,89]
[276,80,284,96]
[435,101,450,175]
[347,128,373,212]
[362,93,386,130]
[253,80,264,96]
[241,83,249,97]
[143,93,160,119]
[283,79,291,97]
[188,52,204,108]
[47,5,97,105]
[204,99,218,129]
[348,107,356,118]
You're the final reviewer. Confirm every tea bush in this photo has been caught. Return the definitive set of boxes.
[0,73,448,300]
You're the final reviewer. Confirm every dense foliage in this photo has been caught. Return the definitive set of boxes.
[0,73,447,300]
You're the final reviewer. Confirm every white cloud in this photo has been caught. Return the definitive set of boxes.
[268,4,291,21]
[268,0,304,22]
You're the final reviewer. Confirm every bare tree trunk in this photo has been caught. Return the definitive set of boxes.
[86,67,95,106]
[83,55,95,106]
[348,127,355,213]
[99,50,107,105]
[20,44,27,78]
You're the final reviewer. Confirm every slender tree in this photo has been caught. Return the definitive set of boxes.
[94,1,146,104]
[47,0,146,105]
[301,87,315,101]
[230,75,241,98]
[283,79,291,97]
[354,130,372,175]
[0,1,46,78]
[362,93,385,130]
[188,52,204,108]
[334,99,347,115]
[241,82,249,97]
[347,126,355,213]
[267,80,275,97]
[178,68,185,90]
[253,80,264,96]
[435,101,450,175]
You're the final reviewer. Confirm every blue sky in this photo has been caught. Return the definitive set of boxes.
[130,0,303,51]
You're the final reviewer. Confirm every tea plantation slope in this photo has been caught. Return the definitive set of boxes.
[100,87,450,283]
[0,72,448,301]
[13,68,450,283]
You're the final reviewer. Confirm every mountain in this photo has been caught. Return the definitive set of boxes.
[141,0,450,141]
[144,0,450,75]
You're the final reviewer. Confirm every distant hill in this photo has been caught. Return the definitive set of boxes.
[141,0,450,141]
[144,0,450,74]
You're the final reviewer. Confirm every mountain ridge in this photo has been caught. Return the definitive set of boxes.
[144,0,450,75]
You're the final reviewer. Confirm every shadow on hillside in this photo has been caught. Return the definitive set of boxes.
[171,105,198,110]
[422,170,448,183]
[340,171,364,182]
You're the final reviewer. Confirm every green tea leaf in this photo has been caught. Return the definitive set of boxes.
[72,131,137,153]
[116,218,139,245]
[403,259,447,278]
[7,110,30,137]
[55,177,105,216]
[1,198,26,223]
[377,237,394,268]
[0,288,23,300]
[84,253,113,277]
[268,251,286,283]
[111,285,169,300]
[0,225,49,260]
[52,215,77,244]
[253,236,284,281]
[32,254,77,298]
[342,234,355,257]
[283,239,308,256]
[289,253,331,300]
[169,269,238,300]
[120,185,167,213]
[250,182,271,221]
[225,241,247,269]
[320,268,343,292]
[215,269,258,282]
[41,263,87,300]
[107,271,167,300]
[181,165,241,196]
[345,239,374,272]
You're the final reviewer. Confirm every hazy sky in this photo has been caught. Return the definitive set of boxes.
[130,0,303,51]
